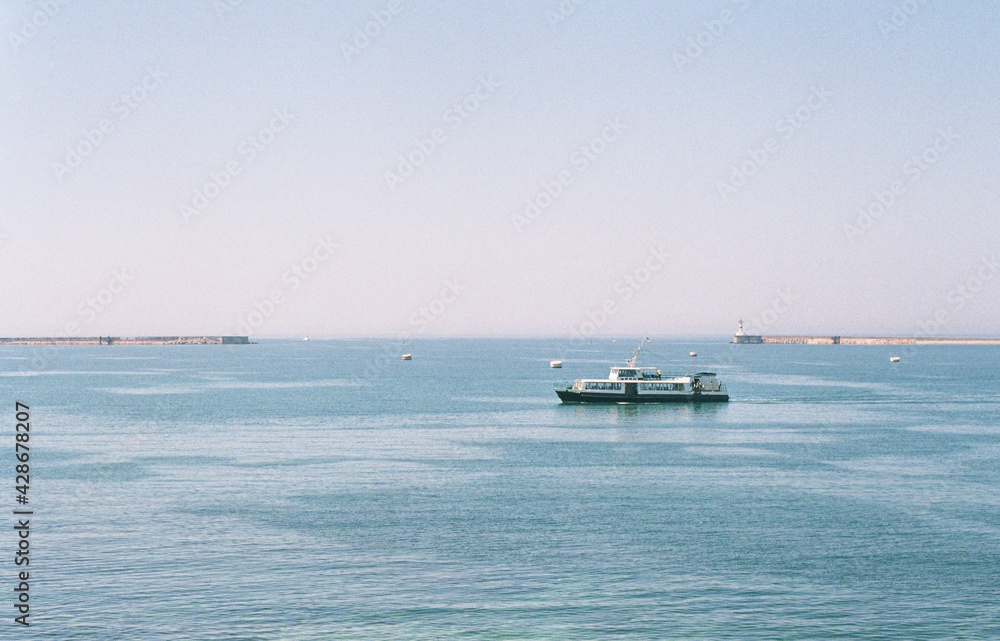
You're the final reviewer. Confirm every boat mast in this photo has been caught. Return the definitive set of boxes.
[626,337,650,367]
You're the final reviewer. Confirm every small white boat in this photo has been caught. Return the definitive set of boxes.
[550,360,563,368]
[890,356,901,363]
[689,351,697,357]
[303,337,310,341]
[402,354,412,360]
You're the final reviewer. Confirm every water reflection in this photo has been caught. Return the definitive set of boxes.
[558,400,729,424]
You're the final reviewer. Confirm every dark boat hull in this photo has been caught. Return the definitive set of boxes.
[555,389,729,404]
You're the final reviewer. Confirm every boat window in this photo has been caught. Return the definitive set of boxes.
[641,382,684,391]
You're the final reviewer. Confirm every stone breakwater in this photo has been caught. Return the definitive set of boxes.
[754,336,1000,345]
[0,336,250,345]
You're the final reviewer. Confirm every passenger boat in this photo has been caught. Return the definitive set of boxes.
[554,340,729,404]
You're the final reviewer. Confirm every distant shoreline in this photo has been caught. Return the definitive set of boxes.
[0,335,997,346]
[0,336,250,346]
[734,335,1000,345]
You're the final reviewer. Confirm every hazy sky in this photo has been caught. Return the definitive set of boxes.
[2,1,998,337]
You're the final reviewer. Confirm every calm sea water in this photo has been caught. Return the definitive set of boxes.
[4,338,999,639]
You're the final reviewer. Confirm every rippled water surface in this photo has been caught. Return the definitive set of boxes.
[4,339,999,639]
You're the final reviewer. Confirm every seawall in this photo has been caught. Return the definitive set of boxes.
[0,336,250,345]
[737,335,1000,345]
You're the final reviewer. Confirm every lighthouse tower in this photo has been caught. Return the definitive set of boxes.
[732,319,763,344]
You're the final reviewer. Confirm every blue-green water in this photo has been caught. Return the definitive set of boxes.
[4,339,999,639]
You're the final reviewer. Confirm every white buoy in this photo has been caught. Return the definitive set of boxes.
[890,356,901,363]
[402,354,412,360]
[550,360,563,368]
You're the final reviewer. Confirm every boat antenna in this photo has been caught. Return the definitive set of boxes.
[626,337,650,367]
